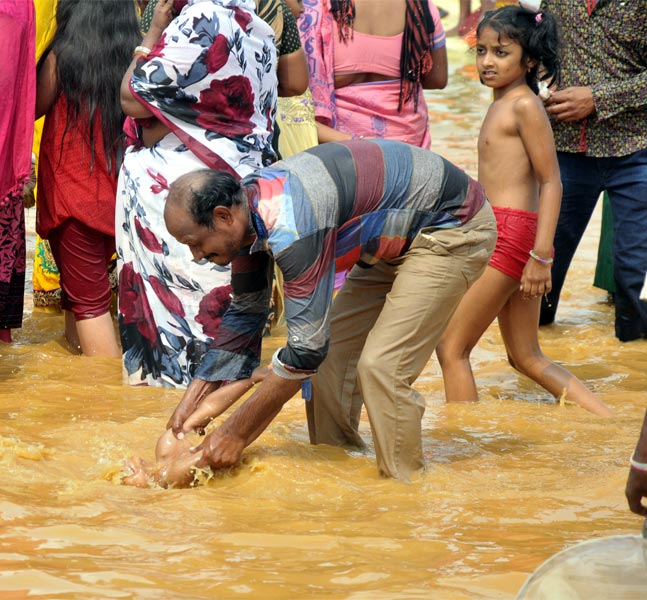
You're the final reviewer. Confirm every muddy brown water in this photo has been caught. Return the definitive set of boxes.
[1,35,646,599]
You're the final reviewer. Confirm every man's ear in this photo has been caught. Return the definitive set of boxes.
[212,205,233,226]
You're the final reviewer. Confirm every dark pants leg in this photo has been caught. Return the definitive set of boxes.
[540,150,647,341]
[539,152,602,325]
[605,149,647,341]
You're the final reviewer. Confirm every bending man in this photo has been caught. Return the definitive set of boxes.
[164,139,497,481]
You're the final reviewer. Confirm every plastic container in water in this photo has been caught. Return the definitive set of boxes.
[516,520,647,599]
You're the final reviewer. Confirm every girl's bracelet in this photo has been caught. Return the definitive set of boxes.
[529,249,553,265]
[630,453,647,472]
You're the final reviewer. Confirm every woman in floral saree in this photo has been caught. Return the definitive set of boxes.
[116,0,277,388]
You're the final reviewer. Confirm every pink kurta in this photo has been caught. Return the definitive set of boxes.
[0,0,36,330]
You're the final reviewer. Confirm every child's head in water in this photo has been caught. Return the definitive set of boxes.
[476,5,561,95]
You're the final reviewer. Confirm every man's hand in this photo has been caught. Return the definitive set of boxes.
[544,86,595,122]
[192,425,247,470]
[167,378,220,437]
[188,372,302,471]
[625,468,647,516]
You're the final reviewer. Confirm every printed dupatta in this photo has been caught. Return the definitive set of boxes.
[299,0,337,128]
[129,0,278,176]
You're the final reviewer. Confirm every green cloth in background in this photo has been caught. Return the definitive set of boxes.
[593,192,615,294]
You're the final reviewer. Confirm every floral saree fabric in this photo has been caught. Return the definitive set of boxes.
[116,0,277,388]
[130,0,277,174]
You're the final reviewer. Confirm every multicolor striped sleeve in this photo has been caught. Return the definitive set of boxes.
[194,250,273,382]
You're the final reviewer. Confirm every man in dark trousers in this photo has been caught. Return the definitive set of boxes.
[540,0,647,341]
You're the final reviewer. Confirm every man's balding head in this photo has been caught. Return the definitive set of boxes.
[163,169,252,267]
[165,169,244,230]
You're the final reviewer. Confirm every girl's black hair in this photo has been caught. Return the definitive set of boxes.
[48,0,141,173]
[477,5,561,94]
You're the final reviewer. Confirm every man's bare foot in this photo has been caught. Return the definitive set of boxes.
[121,456,156,488]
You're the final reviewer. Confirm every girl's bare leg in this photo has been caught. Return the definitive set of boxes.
[497,291,613,417]
[437,267,519,402]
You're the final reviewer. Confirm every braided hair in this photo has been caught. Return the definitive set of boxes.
[330,0,435,112]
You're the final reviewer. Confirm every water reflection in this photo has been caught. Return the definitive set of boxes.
[1,35,646,600]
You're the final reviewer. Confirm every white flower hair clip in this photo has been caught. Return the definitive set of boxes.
[519,0,541,11]
[537,80,551,100]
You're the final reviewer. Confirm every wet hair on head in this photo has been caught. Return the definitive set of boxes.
[185,169,245,230]
[477,5,561,94]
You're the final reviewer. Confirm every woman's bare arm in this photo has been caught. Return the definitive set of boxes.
[120,0,174,117]
[35,51,58,119]
[277,48,309,97]
[421,45,448,90]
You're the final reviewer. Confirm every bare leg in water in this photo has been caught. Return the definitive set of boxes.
[437,266,613,417]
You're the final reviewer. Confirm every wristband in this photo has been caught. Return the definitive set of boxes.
[132,45,151,58]
[529,249,553,265]
[630,453,647,472]
[271,349,311,381]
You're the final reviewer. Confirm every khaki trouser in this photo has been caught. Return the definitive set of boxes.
[307,203,497,481]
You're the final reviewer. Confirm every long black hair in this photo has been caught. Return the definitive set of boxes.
[48,0,141,173]
[477,5,561,94]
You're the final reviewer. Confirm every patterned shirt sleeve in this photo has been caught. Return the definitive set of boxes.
[273,228,338,375]
[592,71,647,121]
[542,0,647,157]
[194,251,273,382]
